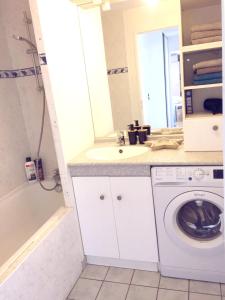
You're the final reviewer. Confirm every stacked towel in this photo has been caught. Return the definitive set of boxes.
[191,22,222,45]
[192,58,222,85]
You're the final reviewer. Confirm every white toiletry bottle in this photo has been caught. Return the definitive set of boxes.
[25,157,37,183]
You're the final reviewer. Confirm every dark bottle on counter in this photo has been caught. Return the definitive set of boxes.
[142,125,151,135]
[138,129,147,144]
[134,120,141,131]
[128,124,137,145]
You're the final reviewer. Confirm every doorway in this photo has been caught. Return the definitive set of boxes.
[136,27,182,128]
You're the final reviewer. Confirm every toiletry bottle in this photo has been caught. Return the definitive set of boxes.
[134,120,141,131]
[128,124,137,145]
[25,157,37,183]
[34,158,44,181]
[138,129,147,144]
[116,131,125,146]
[142,125,151,135]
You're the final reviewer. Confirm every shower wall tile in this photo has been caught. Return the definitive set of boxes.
[0,0,58,182]
[0,9,30,197]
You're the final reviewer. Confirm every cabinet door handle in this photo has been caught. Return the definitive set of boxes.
[100,194,105,200]
[212,125,219,131]
[117,195,122,201]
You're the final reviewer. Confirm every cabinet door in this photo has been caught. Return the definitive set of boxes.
[72,177,119,258]
[184,116,223,151]
[110,177,158,262]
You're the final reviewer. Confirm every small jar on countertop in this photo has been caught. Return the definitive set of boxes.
[138,129,147,144]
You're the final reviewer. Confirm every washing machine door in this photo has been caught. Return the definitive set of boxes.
[164,190,224,253]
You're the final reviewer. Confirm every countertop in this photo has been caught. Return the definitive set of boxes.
[68,142,223,177]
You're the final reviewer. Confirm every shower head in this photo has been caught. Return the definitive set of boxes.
[12,34,37,50]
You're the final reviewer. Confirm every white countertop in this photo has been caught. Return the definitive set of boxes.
[68,142,223,167]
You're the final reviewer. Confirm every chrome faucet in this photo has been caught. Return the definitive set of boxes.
[116,131,125,146]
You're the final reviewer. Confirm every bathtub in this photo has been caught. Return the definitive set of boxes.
[0,182,84,300]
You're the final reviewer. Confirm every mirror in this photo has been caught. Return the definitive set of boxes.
[79,0,183,137]
[101,0,182,133]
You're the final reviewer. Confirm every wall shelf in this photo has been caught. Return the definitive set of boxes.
[185,113,222,119]
[182,41,222,53]
[184,83,223,90]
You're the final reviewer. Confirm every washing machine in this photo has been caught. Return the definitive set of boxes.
[152,166,225,283]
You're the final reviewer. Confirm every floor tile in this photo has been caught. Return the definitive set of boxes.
[157,288,188,300]
[105,267,133,284]
[190,280,221,295]
[159,276,188,291]
[189,293,221,300]
[221,284,225,296]
[68,278,102,300]
[131,270,160,287]
[81,264,108,280]
[126,285,157,300]
[96,281,129,300]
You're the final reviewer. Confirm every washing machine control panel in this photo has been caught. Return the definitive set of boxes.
[152,166,223,186]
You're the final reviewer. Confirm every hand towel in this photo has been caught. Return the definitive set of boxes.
[192,35,222,45]
[193,77,222,85]
[193,72,222,81]
[193,58,222,71]
[195,66,222,75]
[191,22,222,33]
[191,30,222,40]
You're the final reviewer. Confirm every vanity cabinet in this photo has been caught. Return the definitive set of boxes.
[72,177,158,263]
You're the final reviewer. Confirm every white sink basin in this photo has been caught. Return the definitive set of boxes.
[86,146,148,161]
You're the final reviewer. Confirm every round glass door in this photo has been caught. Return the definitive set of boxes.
[177,200,222,241]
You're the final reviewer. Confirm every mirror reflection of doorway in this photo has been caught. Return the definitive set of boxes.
[137,27,182,128]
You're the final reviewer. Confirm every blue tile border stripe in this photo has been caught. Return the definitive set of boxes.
[107,67,128,75]
[0,66,41,79]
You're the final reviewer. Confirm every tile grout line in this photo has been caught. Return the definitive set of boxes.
[125,269,135,300]
[188,279,190,300]
[156,274,161,300]
[94,266,110,300]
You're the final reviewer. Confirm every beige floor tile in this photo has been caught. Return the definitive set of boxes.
[190,280,221,295]
[126,285,157,300]
[96,281,129,300]
[131,270,160,287]
[157,289,188,300]
[189,293,221,300]
[105,267,133,284]
[221,284,225,296]
[160,276,189,291]
[68,278,102,300]
[81,264,108,280]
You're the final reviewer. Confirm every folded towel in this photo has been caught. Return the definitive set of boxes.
[193,58,222,71]
[195,66,222,75]
[193,72,222,81]
[193,77,222,85]
[191,22,222,33]
[191,30,222,40]
[192,35,222,45]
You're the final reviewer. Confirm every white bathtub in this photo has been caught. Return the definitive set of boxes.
[0,182,63,266]
[0,182,84,300]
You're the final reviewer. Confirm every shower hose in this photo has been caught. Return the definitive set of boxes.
[36,87,61,192]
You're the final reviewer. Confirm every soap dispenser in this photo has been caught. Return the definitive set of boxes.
[128,124,137,145]
[134,120,141,131]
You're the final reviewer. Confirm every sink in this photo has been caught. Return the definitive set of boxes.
[86,146,148,161]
